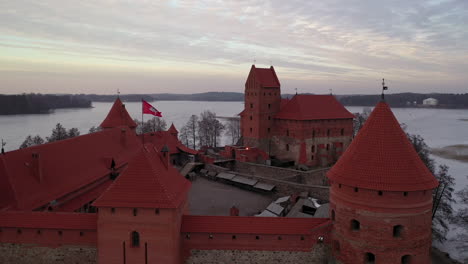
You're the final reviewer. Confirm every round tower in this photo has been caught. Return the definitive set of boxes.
[327,102,438,264]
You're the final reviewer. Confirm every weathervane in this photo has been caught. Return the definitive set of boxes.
[329,88,333,95]
[117,89,120,98]
[295,88,298,95]
[381,78,388,101]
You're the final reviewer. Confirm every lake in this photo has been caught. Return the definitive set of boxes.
[0,100,467,260]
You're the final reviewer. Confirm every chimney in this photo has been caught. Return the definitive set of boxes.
[161,144,170,167]
[31,152,43,182]
[230,205,239,216]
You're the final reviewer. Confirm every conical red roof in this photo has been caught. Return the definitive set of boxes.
[93,146,191,208]
[168,123,178,135]
[100,98,137,129]
[327,102,438,191]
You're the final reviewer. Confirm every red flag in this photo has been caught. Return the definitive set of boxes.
[142,100,162,117]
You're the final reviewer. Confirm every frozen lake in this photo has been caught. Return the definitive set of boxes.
[0,100,467,260]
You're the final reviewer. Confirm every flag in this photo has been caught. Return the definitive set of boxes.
[142,100,162,117]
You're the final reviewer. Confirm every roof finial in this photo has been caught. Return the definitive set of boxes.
[1,139,5,154]
[329,88,333,95]
[117,89,120,98]
[381,78,388,101]
[253,58,256,65]
[295,88,298,95]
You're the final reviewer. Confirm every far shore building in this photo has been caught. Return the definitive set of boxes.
[422,97,439,106]
[239,65,354,167]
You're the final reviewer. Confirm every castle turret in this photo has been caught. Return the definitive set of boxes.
[240,65,281,149]
[93,146,191,264]
[100,98,137,130]
[327,102,438,264]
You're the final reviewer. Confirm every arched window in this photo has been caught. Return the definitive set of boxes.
[250,116,252,120]
[331,210,335,221]
[341,128,344,136]
[286,144,289,151]
[268,116,271,120]
[401,255,411,264]
[393,225,404,237]
[131,231,140,247]
[365,252,375,264]
[327,129,330,136]
[133,208,138,216]
[268,103,271,109]
[312,130,315,138]
[351,219,360,231]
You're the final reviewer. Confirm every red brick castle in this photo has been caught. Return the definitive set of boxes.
[240,65,355,167]
[0,73,438,263]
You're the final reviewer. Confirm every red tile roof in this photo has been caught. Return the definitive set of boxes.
[143,130,197,155]
[275,95,354,120]
[0,211,97,230]
[100,98,137,129]
[181,215,329,235]
[247,65,280,88]
[327,102,439,191]
[93,145,191,208]
[168,123,178,134]
[0,127,141,210]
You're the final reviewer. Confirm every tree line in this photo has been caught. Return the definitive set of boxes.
[0,94,91,115]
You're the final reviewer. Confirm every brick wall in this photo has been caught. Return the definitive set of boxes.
[0,243,96,264]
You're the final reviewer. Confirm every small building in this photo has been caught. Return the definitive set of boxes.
[423,97,438,106]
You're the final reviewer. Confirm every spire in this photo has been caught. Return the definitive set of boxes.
[381,78,388,101]
[100,98,137,129]
[327,102,438,191]
[93,147,191,208]
[168,123,178,136]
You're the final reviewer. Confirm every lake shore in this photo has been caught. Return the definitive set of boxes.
[431,145,468,163]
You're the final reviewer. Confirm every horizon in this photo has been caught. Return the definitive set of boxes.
[1,1,467,95]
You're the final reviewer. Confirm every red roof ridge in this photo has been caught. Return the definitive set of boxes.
[100,98,137,129]
[93,145,191,208]
[275,94,354,120]
[168,123,178,134]
[327,101,439,191]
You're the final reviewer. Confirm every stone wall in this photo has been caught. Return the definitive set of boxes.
[0,243,96,264]
[186,243,331,264]
[235,162,329,186]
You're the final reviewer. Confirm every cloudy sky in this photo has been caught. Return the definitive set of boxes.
[0,0,467,95]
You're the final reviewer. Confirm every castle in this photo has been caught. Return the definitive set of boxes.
[239,65,355,167]
[0,70,438,263]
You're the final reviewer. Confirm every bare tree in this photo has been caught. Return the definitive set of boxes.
[46,123,80,142]
[454,181,468,262]
[134,117,167,134]
[353,107,371,136]
[179,125,190,147]
[20,135,45,149]
[225,117,241,145]
[197,110,224,148]
[181,115,198,149]
[88,126,102,133]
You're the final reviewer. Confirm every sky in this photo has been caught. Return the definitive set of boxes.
[0,0,467,95]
